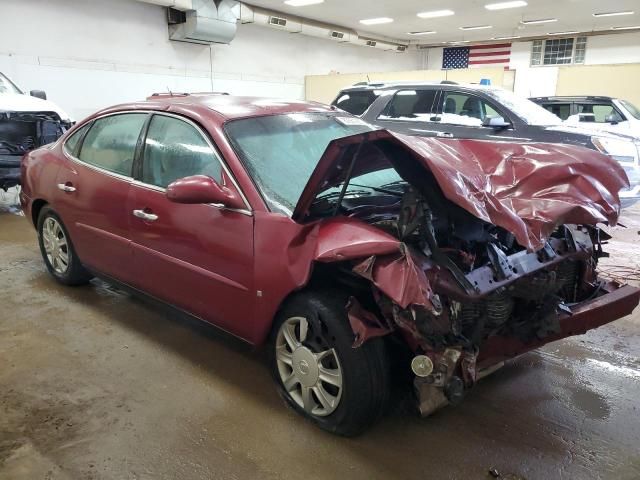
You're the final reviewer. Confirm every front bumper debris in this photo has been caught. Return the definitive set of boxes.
[415,281,640,416]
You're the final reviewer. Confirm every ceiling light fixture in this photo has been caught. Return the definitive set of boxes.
[485,1,527,11]
[417,10,455,19]
[460,25,493,30]
[492,35,522,39]
[520,18,558,24]
[408,31,437,35]
[284,0,324,6]
[360,17,394,25]
[593,11,634,17]
[548,30,579,35]
[612,25,640,30]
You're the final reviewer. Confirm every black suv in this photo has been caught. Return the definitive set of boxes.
[331,82,640,205]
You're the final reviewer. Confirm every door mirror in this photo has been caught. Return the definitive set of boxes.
[482,116,511,129]
[30,90,47,100]
[605,114,619,125]
[166,175,245,209]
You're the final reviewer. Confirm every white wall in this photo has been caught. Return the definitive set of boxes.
[0,0,419,120]
[418,32,640,99]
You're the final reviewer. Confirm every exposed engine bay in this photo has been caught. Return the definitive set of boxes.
[0,111,71,190]
[310,180,614,415]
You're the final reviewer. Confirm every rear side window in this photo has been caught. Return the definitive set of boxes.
[333,91,378,115]
[378,89,438,121]
[541,103,571,120]
[141,115,222,188]
[64,123,92,156]
[78,114,147,177]
[576,103,624,123]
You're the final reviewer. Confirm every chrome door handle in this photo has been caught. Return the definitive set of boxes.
[436,132,454,138]
[57,183,76,192]
[132,209,158,221]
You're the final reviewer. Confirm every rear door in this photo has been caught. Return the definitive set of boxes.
[127,113,256,337]
[54,112,148,282]
[373,88,444,137]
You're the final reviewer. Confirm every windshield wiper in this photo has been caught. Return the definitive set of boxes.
[349,183,404,196]
[315,189,373,202]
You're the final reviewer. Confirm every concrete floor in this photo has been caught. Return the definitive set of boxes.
[1,187,640,480]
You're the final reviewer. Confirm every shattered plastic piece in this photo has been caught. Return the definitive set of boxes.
[346,297,392,348]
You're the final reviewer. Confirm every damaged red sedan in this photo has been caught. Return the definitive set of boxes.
[20,95,640,436]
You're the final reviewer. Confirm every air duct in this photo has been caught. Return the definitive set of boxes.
[167,0,240,44]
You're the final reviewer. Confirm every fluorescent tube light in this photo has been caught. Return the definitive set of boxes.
[521,18,558,24]
[417,10,455,18]
[460,25,493,30]
[593,11,634,17]
[485,1,527,10]
[360,17,394,25]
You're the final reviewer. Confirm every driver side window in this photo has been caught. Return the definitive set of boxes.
[141,115,222,188]
[439,92,503,127]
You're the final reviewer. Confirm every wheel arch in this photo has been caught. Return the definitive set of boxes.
[31,199,48,228]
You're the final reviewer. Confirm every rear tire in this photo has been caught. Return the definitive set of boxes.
[270,290,390,436]
[37,206,93,286]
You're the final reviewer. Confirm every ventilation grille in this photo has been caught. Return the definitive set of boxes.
[396,45,407,52]
[269,16,287,27]
[330,30,345,39]
[366,40,377,47]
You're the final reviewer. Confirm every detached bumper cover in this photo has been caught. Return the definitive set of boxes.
[478,282,640,368]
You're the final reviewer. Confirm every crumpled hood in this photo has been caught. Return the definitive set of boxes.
[293,129,629,251]
[0,93,71,121]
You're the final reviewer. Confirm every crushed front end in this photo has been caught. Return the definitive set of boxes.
[0,111,71,190]
[297,131,640,416]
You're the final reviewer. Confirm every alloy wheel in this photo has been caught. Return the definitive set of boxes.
[42,217,70,275]
[275,316,343,417]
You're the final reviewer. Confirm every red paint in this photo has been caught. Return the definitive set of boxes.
[294,130,628,252]
[20,95,638,355]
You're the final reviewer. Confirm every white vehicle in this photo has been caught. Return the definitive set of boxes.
[530,95,640,140]
[0,72,72,190]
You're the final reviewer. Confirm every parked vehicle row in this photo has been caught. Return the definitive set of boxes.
[20,94,640,435]
[332,82,640,206]
[530,95,640,139]
[0,72,73,191]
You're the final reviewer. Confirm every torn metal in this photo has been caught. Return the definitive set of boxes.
[294,131,640,416]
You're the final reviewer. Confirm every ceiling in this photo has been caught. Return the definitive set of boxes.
[245,0,639,44]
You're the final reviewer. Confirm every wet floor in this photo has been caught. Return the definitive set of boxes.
[1,190,640,480]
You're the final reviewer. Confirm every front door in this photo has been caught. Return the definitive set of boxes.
[127,113,256,338]
[433,90,529,142]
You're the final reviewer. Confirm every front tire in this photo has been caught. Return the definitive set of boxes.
[270,290,390,436]
[37,206,93,286]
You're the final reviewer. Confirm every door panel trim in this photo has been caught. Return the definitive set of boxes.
[76,222,131,246]
[130,241,250,292]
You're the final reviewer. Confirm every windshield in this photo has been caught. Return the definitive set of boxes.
[225,112,379,215]
[0,73,22,95]
[484,88,562,126]
[620,100,640,120]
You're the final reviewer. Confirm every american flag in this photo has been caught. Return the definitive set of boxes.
[442,43,512,69]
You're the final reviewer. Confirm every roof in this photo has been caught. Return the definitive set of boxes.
[529,96,615,102]
[96,95,334,122]
[338,81,500,93]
